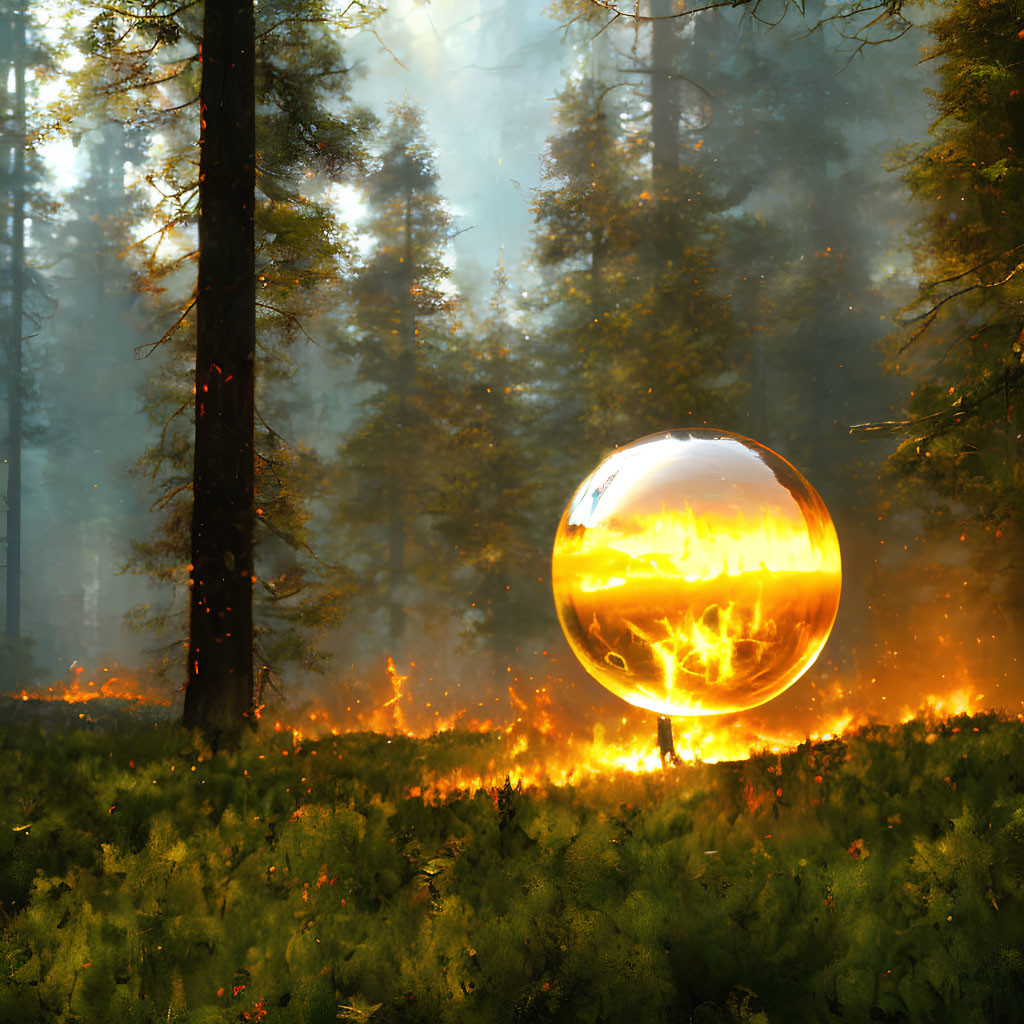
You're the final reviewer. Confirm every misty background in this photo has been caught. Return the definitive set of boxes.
[3,0,1010,742]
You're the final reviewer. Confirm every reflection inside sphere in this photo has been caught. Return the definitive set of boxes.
[551,430,842,716]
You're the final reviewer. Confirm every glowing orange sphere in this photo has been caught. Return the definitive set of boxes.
[551,430,841,716]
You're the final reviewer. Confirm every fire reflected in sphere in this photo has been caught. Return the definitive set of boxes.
[551,430,841,716]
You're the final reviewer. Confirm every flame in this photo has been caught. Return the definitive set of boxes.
[375,656,409,733]
[553,509,840,718]
[5,665,172,706]
[3,636,996,806]
[900,686,983,724]
[257,651,993,803]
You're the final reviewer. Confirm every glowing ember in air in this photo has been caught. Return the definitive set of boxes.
[551,430,842,716]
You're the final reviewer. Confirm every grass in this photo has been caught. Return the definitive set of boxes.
[0,709,1021,1022]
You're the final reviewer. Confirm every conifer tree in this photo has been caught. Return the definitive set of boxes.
[881,0,1024,614]
[0,1,54,682]
[529,76,633,500]
[2,1,27,645]
[684,8,866,467]
[428,268,550,656]
[529,42,739,487]
[66,2,376,733]
[332,103,458,660]
[180,0,257,741]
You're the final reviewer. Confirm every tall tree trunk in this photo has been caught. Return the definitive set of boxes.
[649,0,680,196]
[385,193,416,653]
[182,0,256,745]
[5,3,24,641]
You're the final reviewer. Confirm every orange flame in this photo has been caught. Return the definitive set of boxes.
[367,656,410,734]
[5,643,995,805]
[260,653,991,801]
[6,665,172,706]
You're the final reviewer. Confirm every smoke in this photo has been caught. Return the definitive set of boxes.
[342,0,569,298]
[15,0,1020,755]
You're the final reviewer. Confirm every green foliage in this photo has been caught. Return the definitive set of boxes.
[1,713,1023,1021]
[887,0,1024,613]
[331,103,462,654]
[529,73,740,479]
[67,1,375,680]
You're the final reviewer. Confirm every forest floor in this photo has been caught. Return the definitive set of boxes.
[0,694,178,731]
[0,706,1021,1023]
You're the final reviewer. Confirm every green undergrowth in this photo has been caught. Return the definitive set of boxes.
[0,711,1023,1023]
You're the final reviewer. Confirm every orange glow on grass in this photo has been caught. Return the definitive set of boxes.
[6,666,172,706]
[4,636,997,804]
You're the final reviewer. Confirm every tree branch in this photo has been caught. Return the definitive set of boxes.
[90,1,200,22]
[895,261,1024,354]
[150,479,192,513]
[135,294,196,358]
[149,398,191,485]
[850,365,1023,437]
[580,0,911,48]
[256,301,319,346]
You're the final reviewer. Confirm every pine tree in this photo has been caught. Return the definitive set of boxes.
[2,1,27,645]
[427,268,550,656]
[179,0,258,741]
[529,75,639,476]
[66,2,376,732]
[529,35,739,486]
[332,103,458,660]
[881,0,1024,617]
[0,1,55,683]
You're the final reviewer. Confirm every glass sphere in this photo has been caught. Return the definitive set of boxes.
[551,429,841,716]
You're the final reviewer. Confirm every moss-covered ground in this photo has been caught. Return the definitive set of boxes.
[0,710,1022,1023]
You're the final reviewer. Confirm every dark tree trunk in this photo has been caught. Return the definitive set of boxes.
[4,4,24,641]
[649,0,680,195]
[657,715,681,768]
[182,0,256,745]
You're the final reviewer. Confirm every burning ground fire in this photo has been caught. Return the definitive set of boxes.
[3,652,995,798]
[5,663,172,707]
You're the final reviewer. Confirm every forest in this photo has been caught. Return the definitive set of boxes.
[1,0,1024,1020]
